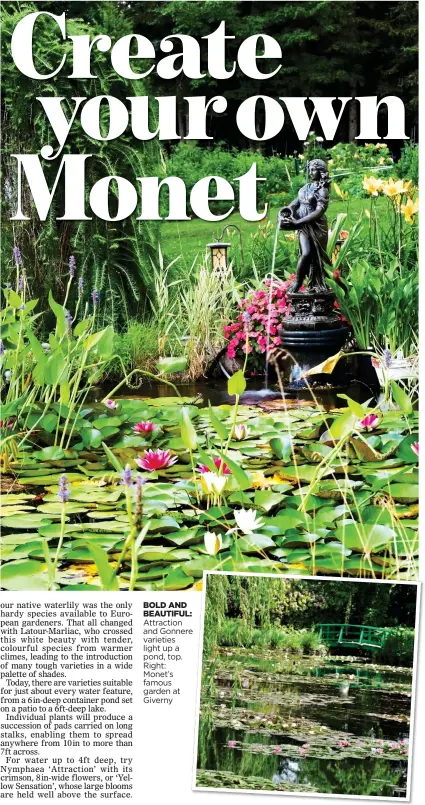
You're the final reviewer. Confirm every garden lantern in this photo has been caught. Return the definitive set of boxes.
[208,224,245,276]
[207,239,231,274]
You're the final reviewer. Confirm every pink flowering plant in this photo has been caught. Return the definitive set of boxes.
[224,277,297,368]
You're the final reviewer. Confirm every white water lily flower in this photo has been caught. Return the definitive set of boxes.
[234,508,265,535]
[200,472,227,496]
[233,424,250,441]
[204,531,222,556]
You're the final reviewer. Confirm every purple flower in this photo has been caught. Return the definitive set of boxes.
[58,474,70,504]
[19,304,26,312]
[19,274,25,292]
[121,464,134,487]
[133,473,146,498]
[92,289,99,306]
[69,255,76,278]
[65,310,73,331]
[383,348,392,368]
[13,246,22,265]
[0,340,4,356]
[78,276,83,296]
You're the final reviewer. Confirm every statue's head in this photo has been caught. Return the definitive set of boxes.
[308,159,329,183]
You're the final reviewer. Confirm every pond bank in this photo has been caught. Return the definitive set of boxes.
[197,650,412,796]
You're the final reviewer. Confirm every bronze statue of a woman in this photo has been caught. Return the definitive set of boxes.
[279,159,331,293]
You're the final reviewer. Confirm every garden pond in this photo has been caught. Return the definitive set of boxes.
[0,386,419,591]
[196,650,413,796]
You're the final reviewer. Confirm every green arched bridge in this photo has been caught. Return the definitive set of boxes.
[315,624,389,650]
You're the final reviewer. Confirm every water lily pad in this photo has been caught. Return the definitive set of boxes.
[336,523,397,554]
[0,514,54,528]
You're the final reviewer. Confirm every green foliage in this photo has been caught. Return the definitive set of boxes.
[219,619,322,653]
[164,142,301,214]
[327,257,418,353]
[377,627,415,666]
[106,320,162,379]
[1,2,161,326]
[396,143,419,186]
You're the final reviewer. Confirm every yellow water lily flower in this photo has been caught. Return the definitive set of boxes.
[251,470,287,488]
[401,197,419,223]
[362,176,383,196]
[191,579,203,592]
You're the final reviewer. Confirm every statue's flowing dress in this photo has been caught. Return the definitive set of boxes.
[295,182,331,292]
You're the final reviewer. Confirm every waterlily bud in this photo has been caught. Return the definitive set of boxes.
[204,531,222,556]
[233,424,249,441]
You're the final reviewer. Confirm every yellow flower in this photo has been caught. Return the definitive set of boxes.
[285,233,296,241]
[401,197,419,223]
[333,182,348,200]
[383,178,411,198]
[328,159,334,166]
[362,176,383,196]
[379,157,386,165]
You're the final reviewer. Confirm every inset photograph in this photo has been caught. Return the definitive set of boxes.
[194,573,419,798]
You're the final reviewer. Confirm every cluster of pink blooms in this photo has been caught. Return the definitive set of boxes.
[224,272,346,363]
[224,277,297,361]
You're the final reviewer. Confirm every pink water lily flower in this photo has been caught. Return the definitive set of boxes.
[197,457,231,475]
[357,413,380,430]
[227,740,237,748]
[104,399,118,410]
[273,747,282,754]
[302,744,310,750]
[135,449,177,471]
[411,442,419,457]
[338,740,350,748]
[133,421,158,435]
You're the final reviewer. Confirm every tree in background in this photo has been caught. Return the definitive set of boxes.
[222,577,417,629]
[131,0,418,150]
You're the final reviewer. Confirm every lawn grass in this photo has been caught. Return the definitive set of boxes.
[160,196,388,271]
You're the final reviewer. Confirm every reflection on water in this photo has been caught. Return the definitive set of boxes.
[95,378,366,410]
[197,655,411,797]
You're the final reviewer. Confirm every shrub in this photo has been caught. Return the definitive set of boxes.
[396,143,419,186]
[106,320,162,380]
[164,142,299,214]
[376,627,415,667]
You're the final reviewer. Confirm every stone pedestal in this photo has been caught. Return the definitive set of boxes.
[283,290,342,331]
[278,289,350,389]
